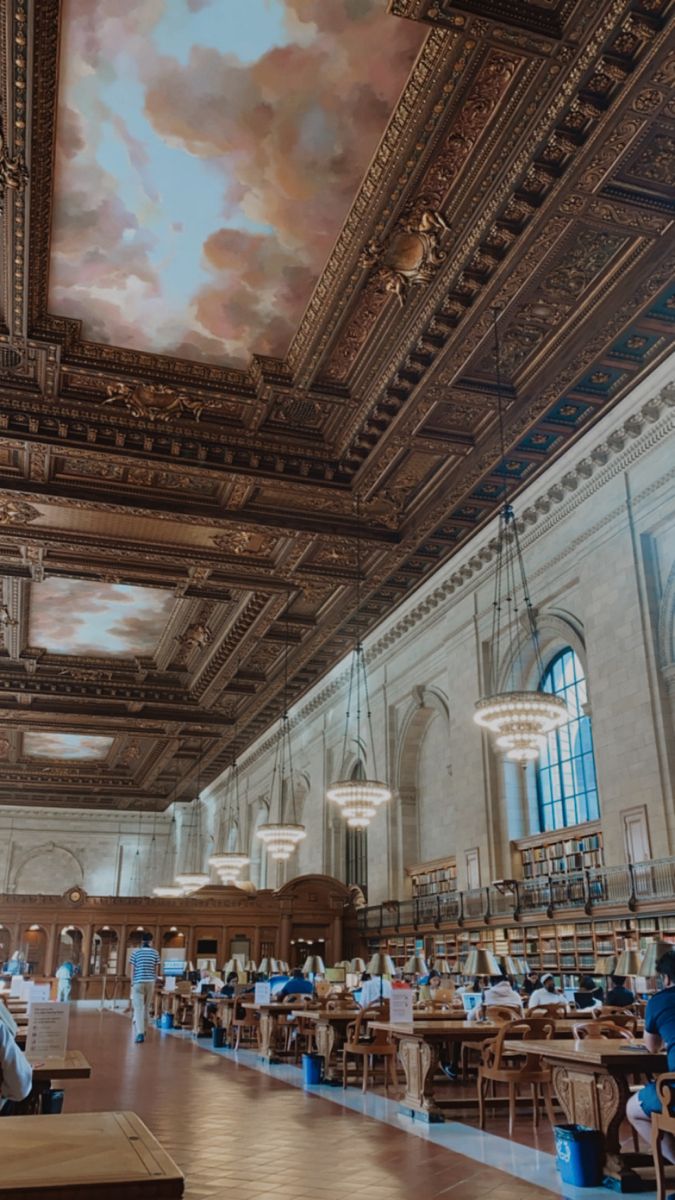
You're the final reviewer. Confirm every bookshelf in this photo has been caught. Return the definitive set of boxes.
[408,856,457,899]
[517,823,603,880]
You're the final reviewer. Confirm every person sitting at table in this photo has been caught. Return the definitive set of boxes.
[605,974,635,1008]
[627,949,675,1162]
[418,969,441,1002]
[527,973,570,1011]
[221,971,239,998]
[523,970,541,997]
[277,968,313,1000]
[575,974,604,1010]
[470,974,524,1021]
[0,1021,32,1114]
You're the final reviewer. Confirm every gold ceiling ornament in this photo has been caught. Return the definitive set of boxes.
[0,123,28,213]
[327,495,391,830]
[104,381,205,423]
[257,598,306,863]
[359,205,451,305]
[175,621,212,650]
[0,497,39,526]
[474,310,569,763]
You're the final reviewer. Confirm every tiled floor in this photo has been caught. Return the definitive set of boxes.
[60,1009,646,1200]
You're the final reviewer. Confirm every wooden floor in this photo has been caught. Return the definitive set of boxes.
[60,1010,570,1200]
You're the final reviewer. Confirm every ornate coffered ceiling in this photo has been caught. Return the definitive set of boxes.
[0,0,672,810]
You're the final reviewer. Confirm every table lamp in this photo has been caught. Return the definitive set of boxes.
[303,955,325,978]
[593,955,617,977]
[244,959,257,975]
[435,959,453,976]
[640,940,672,980]
[462,947,500,978]
[258,957,281,977]
[614,948,642,978]
[499,955,520,978]
[403,954,428,978]
[350,958,367,973]
[367,952,396,1002]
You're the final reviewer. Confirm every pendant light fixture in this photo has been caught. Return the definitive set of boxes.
[175,750,209,892]
[257,597,306,862]
[209,727,251,884]
[327,495,391,828]
[153,772,184,898]
[473,310,569,762]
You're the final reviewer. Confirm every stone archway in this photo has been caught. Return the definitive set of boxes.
[11,843,84,895]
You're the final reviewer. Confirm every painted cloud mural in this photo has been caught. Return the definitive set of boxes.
[48,0,423,366]
[23,733,114,761]
[29,580,175,656]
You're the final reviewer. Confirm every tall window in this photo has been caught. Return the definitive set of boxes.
[536,648,599,831]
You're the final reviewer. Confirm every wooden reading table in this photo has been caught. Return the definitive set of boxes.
[504,1037,667,1192]
[371,1019,581,1123]
[241,1000,315,1063]
[20,1050,92,1114]
[0,1110,183,1198]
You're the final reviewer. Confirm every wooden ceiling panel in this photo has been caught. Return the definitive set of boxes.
[0,0,671,807]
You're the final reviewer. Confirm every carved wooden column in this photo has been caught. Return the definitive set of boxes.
[80,924,93,977]
[279,908,292,963]
[397,1033,444,1122]
[45,923,58,977]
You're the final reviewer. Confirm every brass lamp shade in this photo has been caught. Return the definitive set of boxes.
[593,955,617,977]
[303,955,325,976]
[462,947,501,977]
[499,955,520,977]
[640,940,673,978]
[403,954,429,976]
[244,960,257,973]
[436,959,453,976]
[258,957,282,976]
[223,959,239,975]
[615,949,643,977]
[367,952,396,977]
[350,958,367,973]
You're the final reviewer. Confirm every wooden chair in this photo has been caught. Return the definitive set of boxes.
[486,1005,524,1024]
[232,1006,259,1050]
[651,1074,675,1200]
[342,1006,397,1094]
[572,1020,633,1041]
[598,1007,639,1034]
[478,1019,556,1136]
[528,1004,568,1018]
[280,994,315,1055]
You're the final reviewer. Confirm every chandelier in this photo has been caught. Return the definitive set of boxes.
[174,753,209,890]
[153,885,185,898]
[209,745,250,884]
[257,599,306,862]
[474,310,569,762]
[327,496,391,829]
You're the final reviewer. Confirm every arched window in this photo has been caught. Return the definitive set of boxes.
[536,648,599,831]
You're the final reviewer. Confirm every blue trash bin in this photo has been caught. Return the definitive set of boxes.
[302,1053,323,1086]
[159,1012,174,1030]
[212,1025,225,1048]
[554,1124,603,1187]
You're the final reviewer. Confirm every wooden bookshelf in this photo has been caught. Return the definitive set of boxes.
[516,822,603,881]
[408,856,457,899]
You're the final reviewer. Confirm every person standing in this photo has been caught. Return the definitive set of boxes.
[129,933,160,1044]
[627,950,675,1161]
[55,959,74,1003]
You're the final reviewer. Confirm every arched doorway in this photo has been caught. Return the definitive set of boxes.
[21,925,47,975]
[90,928,119,976]
[57,926,84,971]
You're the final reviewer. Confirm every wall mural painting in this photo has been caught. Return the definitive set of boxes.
[23,733,114,761]
[28,579,175,656]
[48,0,423,367]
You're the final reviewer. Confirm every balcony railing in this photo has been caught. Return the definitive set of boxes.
[356,855,675,931]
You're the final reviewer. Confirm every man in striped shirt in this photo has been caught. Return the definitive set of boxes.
[129,933,160,1043]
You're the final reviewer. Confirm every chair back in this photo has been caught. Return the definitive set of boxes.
[598,1007,639,1033]
[517,1016,555,1040]
[481,1020,546,1072]
[529,1003,567,1018]
[573,1020,633,1040]
[486,1005,521,1025]
[282,993,312,1007]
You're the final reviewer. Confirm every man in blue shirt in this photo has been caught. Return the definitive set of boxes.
[605,974,635,1008]
[277,969,313,1000]
[627,949,675,1161]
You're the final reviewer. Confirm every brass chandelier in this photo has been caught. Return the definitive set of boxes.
[327,496,391,828]
[174,753,209,891]
[209,742,250,885]
[474,310,569,762]
[257,599,306,862]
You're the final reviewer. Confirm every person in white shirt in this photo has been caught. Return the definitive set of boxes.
[0,1022,32,1111]
[527,973,570,1012]
[469,976,524,1021]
